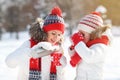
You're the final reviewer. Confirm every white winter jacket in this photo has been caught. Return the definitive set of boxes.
[73,29,112,80]
[5,40,66,80]
[74,41,108,80]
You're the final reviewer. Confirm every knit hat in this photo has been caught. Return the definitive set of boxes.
[78,12,103,33]
[43,6,65,34]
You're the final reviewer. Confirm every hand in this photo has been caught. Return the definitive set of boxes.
[71,32,84,46]
[32,42,59,51]
[30,42,60,58]
[30,49,53,58]
[70,52,82,67]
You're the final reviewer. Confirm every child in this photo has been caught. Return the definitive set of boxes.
[5,6,66,80]
[69,12,112,80]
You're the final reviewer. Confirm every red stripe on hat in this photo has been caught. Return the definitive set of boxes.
[86,16,103,24]
[80,22,96,29]
[81,19,100,28]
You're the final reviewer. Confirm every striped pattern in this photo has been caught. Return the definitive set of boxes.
[29,70,41,80]
[78,12,103,33]
[42,6,65,34]
[43,15,64,26]
[50,73,57,80]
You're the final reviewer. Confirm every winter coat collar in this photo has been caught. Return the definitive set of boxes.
[86,35,109,47]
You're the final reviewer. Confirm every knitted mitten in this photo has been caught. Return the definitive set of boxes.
[69,32,84,67]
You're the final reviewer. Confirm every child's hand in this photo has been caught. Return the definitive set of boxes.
[70,52,82,67]
[71,32,84,46]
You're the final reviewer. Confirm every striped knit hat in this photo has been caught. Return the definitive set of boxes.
[43,6,65,34]
[78,12,103,33]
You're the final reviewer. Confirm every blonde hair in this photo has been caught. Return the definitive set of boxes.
[58,35,64,45]
[90,25,110,40]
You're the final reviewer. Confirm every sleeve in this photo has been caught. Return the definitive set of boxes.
[74,41,108,63]
[5,40,31,68]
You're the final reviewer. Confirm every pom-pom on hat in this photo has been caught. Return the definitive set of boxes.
[78,12,103,33]
[43,6,65,34]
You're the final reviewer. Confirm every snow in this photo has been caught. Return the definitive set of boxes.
[103,36,120,80]
[0,28,120,80]
[0,32,29,80]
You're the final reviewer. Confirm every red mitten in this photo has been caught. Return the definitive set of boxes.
[69,32,83,67]
[70,52,82,67]
[71,32,84,46]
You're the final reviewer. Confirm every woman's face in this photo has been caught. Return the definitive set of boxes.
[79,30,90,43]
[47,30,62,45]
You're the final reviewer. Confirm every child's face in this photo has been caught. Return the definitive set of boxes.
[79,30,90,43]
[47,30,62,45]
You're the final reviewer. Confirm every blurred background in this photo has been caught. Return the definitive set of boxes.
[1,0,120,80]
[0,0,120,39]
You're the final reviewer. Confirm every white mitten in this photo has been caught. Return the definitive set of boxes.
[30,42,59,58]
[30,50,53,58]
[60,56,67,67]
[32,42,59,51]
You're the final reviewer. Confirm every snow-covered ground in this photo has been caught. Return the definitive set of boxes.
[0,29,120,80]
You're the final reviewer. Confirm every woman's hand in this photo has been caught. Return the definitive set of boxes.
[30,42,60,58]
[32,42,59,51]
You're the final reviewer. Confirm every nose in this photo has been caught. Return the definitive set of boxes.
[54,34,59,39]
[54,34,61,41]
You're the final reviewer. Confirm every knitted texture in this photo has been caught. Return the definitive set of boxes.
[43,6,65,34]
[78,12,103,33]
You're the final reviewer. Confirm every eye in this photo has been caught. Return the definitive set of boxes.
[82,33,85,37]
[79,32,84,36]
[51,32,56,35]
[58,33,61,36]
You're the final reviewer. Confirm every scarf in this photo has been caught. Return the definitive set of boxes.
[86,35,109,47]
[29,38,41,80]
[49,52,62,80]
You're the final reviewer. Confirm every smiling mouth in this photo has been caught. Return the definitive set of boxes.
[50,39,56,44]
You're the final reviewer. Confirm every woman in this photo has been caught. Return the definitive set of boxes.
[5,6,66,80]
